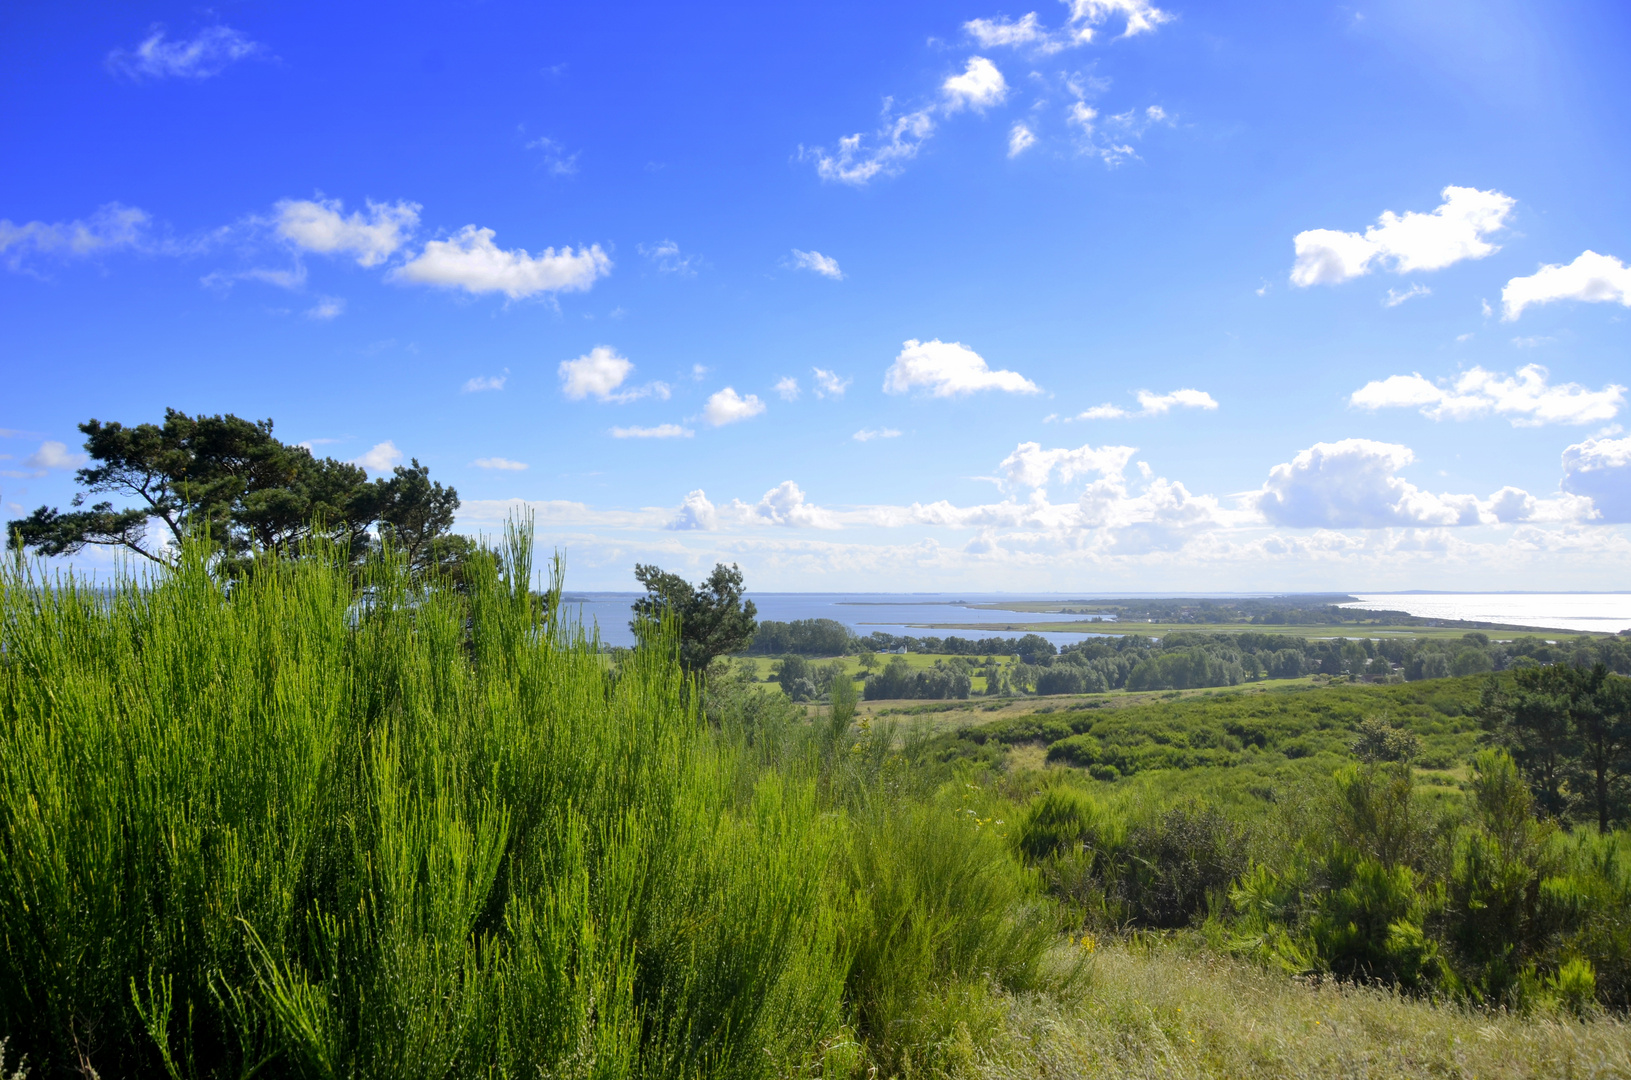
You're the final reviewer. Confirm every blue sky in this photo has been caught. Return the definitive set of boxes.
[3,0,1629,591]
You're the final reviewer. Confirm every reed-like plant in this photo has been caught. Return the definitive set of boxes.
[0,522,844,1078]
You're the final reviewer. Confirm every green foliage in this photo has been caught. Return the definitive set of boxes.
[631,561,758,675]
[862,655,971,700]
[5,410,462,577]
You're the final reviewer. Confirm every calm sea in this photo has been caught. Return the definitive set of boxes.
[561,592,1631,648]
[558,593,1108,649]
[1341,594,1631,635]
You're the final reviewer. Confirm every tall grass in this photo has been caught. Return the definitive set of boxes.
[0,525,844,1078]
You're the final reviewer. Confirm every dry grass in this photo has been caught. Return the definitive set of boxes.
[975,942,1631,1080]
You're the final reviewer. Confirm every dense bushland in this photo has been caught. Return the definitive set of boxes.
[0,528,1058,1078]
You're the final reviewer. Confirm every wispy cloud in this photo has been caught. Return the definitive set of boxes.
[853,428,902,442]
[640,239,699,277]
[611,424,693,439]
[471,457,528,471]
[1383,283,1431,307]
[1350,365,1624,426]
[275,197,419,267]
[526,136,580,176]
[304,296,345,320]
[775,376,801,401]
[1075,388,1218,420]
[789,249,843,279]
[813,368,852,398]
[462,370,508,393]
[107,25,264,80]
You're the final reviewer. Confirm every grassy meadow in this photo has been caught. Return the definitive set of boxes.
[2,529,1629,1078]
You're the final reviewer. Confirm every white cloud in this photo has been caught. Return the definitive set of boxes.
[965,1,1171,53]
[1077,388,1218,420]
[1008,123,1037,157]
[274,198,419,268]
[353,441,403,475]
[201,265,307,292]
[558,346,670,404]
[462,371,508,393]
[853,428,902,442]
[611,424,694,439]
[392,226,610,298]
[965,13,1053,48]
[775,376,801,401]
[1290,185,1515,287]
[560,346,632,400]
[883,338,1039,397]
[0,203,152,268]
[472,457,528,471]
[641,239,697,277]
[703,387,767,426]
[1383,283,1431,307]
[813,368,851,398]
[25,441,84,471]
[1350,365,1624,426]
[1000,441,1138,489]
[668,490,719,530]
[1502,250,1631,320]
[789,249,843,280]
[942,57,1008,113]
[733,481,840,529]
[1562,435,1631,523]
[305,296,345,320]
[803,108,936,186]
[1255,440,1486,528]
[107,25,262,80]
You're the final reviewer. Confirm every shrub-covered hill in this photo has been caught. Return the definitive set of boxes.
[927,677,1487,782]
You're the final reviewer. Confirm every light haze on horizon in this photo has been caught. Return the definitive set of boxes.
[2,0,1629,591]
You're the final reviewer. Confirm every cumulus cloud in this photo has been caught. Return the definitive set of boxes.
[703,387,767,426]
[611,424,693,439]
[304,296,345,320]
[1350,365,1624,426]
[353,441,403,475]
[734,481,840,529]
[1077,388,1218,420]
[965,13,1055,49]
[1291,186,1514,287]
[1000,441,1138,489]
[462,371,508,393]
[942,57,1008,112]
[274,198,419,267]
[0,203,153,269]
[883,338,1039,397]
[789,249,843,279]
[853,428,902,442]
[1562,435,1631,523]
[813,368,852,398]
[559,347,669,403]
[668,490,718,530]
[1502,250,1631,320]
[107,25,262,80]
[1008,123,1037,157]
[803,108,936,186]
[640,239,698,277]
[775,376,801,401]
[472,457,528,471]
[392,226,610,299]
[1246,439,1590,529]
